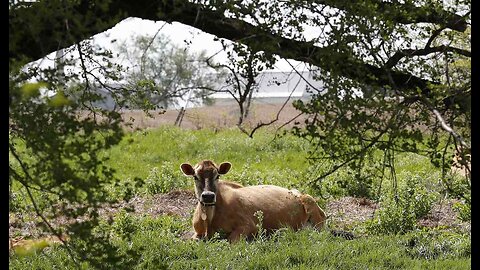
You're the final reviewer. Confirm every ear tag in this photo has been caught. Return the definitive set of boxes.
[201,213,207,221]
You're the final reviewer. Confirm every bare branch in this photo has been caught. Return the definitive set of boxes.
[432,109,470,149]
[242,71,303,138]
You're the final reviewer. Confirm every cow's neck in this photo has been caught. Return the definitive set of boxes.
[201,204,215,221]
[197,191,224,233]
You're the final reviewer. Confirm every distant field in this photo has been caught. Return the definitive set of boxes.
[120,101,306,131]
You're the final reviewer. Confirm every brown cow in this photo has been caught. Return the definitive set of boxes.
[180,160,327,243]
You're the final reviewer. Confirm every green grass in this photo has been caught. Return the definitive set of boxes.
[105,126,309,179]
[102,126,313,197]
[9,126,470,269]
[10,215,470,270]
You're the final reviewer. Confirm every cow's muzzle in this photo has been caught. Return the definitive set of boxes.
[200,191,216,206]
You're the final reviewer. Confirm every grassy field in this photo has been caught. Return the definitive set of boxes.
[9,126,471,269]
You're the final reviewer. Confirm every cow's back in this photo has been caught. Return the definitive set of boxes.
[214,184,309,232]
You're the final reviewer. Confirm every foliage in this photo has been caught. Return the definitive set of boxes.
[287,0,470,202]
[9,23,134,270]
[111,210,138,240]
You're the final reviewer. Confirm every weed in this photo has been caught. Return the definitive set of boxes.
[253,210,266,241]
[143,162,187,195]
[111,210,137,240]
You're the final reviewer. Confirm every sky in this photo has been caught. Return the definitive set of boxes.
[90,17,306,72]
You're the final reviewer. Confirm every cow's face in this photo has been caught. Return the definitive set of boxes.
[180,160,231,206]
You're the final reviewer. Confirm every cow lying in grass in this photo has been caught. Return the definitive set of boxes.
[180,160,328,243]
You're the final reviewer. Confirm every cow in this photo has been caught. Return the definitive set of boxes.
[180,160,327,243]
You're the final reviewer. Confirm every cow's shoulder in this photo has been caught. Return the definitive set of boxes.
[218,180,244,189]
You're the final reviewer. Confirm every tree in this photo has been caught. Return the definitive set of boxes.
[117,33,215,109]
[206,42,275,130]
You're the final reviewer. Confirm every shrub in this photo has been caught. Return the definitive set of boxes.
[366,175,436,235]
[143,162,186,195]
[452,201,471,222]
[111,210,137,240]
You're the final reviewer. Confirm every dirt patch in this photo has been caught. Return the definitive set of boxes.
[417,199,470,232]
[104,189,198,218]
[326,197,378,230]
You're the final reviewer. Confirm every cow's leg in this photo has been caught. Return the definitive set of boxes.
[192,232,206,240]
[227,225,257,243]
[300,194,327,230]
[192,218,208,240]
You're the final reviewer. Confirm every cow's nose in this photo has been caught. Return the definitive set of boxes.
[201,191,216,204]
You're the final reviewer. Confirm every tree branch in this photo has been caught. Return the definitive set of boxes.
[385,45,471,69]
[432,109,470,149]
[9,144,78,267]
[9,0,468,110]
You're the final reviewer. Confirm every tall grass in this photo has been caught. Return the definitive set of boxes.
[10,214,470,270]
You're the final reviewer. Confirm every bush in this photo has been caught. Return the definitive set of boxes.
[111,210,137,240]
[143,162,187,195]
[453,201,471,222]
[366,175,436,235]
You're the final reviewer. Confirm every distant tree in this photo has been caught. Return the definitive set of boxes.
[207,43,273,127]
[117,33,215,110]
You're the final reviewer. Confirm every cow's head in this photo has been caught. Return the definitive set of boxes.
[180,160,231,206]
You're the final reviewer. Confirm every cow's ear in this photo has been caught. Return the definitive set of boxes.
[218,162,232,175]
[180,163,195,176]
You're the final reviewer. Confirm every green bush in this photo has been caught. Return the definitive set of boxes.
[112,210,137,240]
[143,162,187,195]
[366,175,436,235]
[453,201,471,222]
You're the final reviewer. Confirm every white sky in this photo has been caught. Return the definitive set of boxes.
[92,17,306,72]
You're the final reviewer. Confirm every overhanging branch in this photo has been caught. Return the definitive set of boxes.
[386,45,471,68]
[316,0,468,32]
[10,0,468,103]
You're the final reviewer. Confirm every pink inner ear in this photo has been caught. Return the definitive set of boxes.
[180,163,195,176]
[218,162,231,174]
